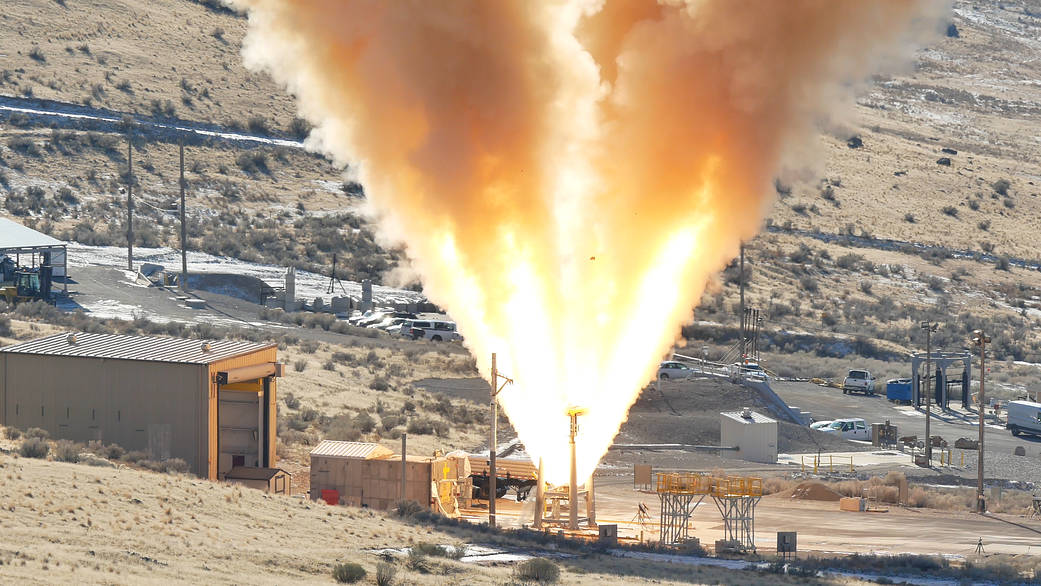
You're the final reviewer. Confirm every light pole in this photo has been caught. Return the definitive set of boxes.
[488,353,513,527]
[971,330,990,513]
[920,321,938,461]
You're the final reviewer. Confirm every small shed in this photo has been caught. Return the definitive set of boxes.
[225,466,291,495]
[0,217,69,293]
[720,409,778,464]
[309,440,436,510]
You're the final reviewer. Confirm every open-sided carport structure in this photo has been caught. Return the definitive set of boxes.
[0,332,282,480]
[0,217,68,293]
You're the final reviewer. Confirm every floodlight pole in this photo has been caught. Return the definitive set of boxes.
[921,322,937,461]
[972,330,990,513]
[569,409,580,530]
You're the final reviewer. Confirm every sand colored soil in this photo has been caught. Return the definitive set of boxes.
[772,481,844,502]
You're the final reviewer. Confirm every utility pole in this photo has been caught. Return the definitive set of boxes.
[738,243,745,361]
[972,330,990,513]
[179,139,188,291]
[920,321,938,461]
[566,407,587,531]
[126,130,134,272]
[488,353,512,527]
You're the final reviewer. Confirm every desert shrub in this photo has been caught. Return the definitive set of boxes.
[967,198,980,211]
[791,202,807,215]
[54,440,81,463]
[122,450,150,464]
[104,443,125,460]
[407,416,449,437]
[941,205,958,217]
[375,561,396,586]
[283,392,301,410]
[289,117,312,139]
[381,413,403,431]
[29,46,46,62]
[301,407,319,422]
[26,427,49,440]
[394,500,425,519]
[978,219,991,231]
[0,315,12,337]
[993,178,1011,196]
[799,275,818,292]
[236,151,269,174]
[324,414,362,441]
[293,359,307,372]
[1003,197,1015,209]
[323,360,336,371]
[332,562,366,584]
[369,377,390,391]
[8,136,42,157]
[926,276,944,292]
[354,411,376,433]
[995,255,1011,271]
[515,558,560,583]
[300,340,320,354]
[903,213,916,223]
[19,437,49,459]
[5,426,22,440]
[859,281,873,295]
[285,413,309,432]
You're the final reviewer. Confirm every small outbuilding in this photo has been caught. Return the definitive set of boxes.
[0,332,282,479]
[0,217,69,293]
[309,440,432,510]
[720,409,778,464]
[225,466,292,495]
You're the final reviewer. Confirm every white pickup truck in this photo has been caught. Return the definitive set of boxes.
[842,369,876,395]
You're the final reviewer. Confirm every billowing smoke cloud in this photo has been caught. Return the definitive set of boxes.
[227,0,942,484]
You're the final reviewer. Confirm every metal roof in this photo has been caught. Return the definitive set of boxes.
[0,332,275,365]
[310,440,393,460]
[721,410,776,425]
[0,217,65,250]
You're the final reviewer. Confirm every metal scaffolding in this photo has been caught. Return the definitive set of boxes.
[655,473,762,549]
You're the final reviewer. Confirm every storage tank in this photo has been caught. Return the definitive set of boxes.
[720,408,778,464]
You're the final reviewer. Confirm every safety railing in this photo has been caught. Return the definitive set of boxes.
[800,454,854,474]
[655,473,763,497]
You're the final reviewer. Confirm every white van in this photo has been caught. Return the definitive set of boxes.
[1006,400,1041,437]
[818,418,869,441]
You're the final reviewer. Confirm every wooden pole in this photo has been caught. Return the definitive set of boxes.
[489,353,497,528]
[401,433,407,502]
[569,411,578,530]
[977,336,986,512]
[126,131,133,271]
[179,139,188,291]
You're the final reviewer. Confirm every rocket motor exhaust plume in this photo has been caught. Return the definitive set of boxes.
[227,0,942,485]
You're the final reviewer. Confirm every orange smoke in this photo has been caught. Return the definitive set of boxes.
[228,0,942,484]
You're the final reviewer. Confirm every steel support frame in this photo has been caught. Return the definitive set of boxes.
[712,495,760,551]
[658,492,706,545]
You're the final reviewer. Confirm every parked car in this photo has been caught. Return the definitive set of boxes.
[657,361,694,380]
[398,320,432,338]
[728,362,768,382]
[358,311,416,328]
[809,420,833,430]
[818,418,870,441]
[842,369,876,395]
[409,320,462,342]
[348,310,377,326]
[1006,400,1041,437]
[367,317,409,330]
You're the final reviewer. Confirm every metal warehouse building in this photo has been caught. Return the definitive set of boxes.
[0,332,282,480]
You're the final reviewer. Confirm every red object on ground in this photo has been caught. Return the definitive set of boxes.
[321,489,339,506]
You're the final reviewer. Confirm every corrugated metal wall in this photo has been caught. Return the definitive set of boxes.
[0,353,208,474]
